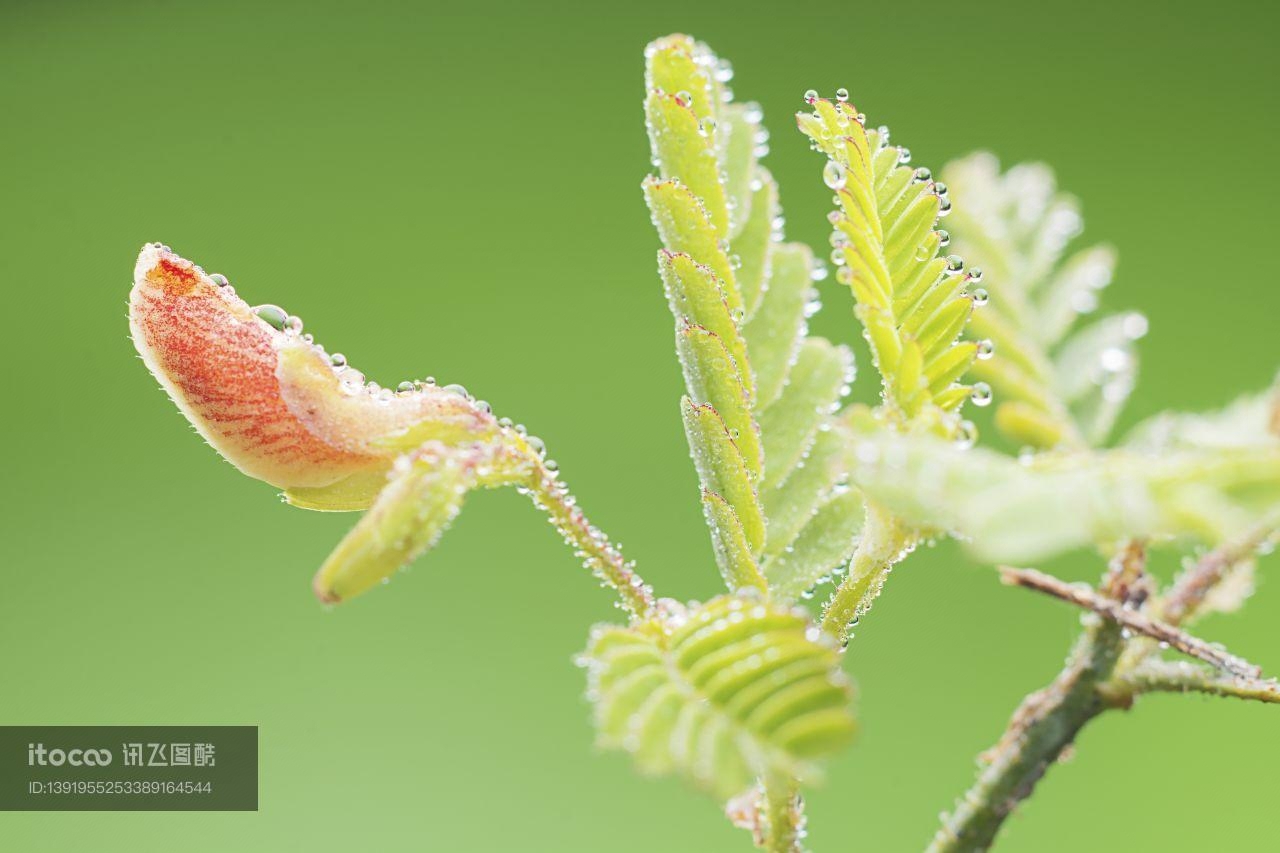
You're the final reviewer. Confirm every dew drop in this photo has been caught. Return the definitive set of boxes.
[823,160,847,190]
[970,382,993,407]
[803,88,819,104]
[329,352,347,369]
[1122,312,1149,340]
[443,383,470,398]
[397,380,416,393]
[971,287,989,307]
[253,304,288,330]
[676,90,693,107]
[955,420,978,449]
[835,87,850,102]
[976,339,995,360]
[209,273,230,287]
[340,369,365,391]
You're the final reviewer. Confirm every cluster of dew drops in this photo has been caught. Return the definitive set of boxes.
[798,90,997,442]
[207,267,498,407]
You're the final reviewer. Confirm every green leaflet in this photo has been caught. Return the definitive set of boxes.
[735,169,779,318]
[659,251,753,405]
[744,243,813,410]
[702,491,768,593]
[645,91,730,238]
[798,98,979,423]
[757,339,853,488]
[843,429,1280,563]
[682,397,766,554]
[677,323,762,477]
[646,181,740,312]
[581,594,857,799]
[764,490,865,603]
[717,102,763,239]
[941,152,1147,449]
[762,425,853,558]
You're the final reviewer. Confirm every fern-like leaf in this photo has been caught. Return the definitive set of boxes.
[798,96,981,430]
[645,36,859,597]
[940,153,1149,449]
[581,594,857,799]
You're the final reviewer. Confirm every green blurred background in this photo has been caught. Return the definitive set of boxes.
[2,0,1277,849]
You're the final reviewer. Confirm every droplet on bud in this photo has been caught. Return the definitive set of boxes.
[803,89,819,104]
[253,304,288,330]
[971,287,990,307]
[209,273,230,287]
[835,87,850,102]
[976,339,995,360]
[970,382,993,407]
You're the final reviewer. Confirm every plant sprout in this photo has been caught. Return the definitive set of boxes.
[130,33,1280,852]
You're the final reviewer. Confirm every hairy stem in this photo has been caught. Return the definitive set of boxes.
[522,459,654,618]
[928,543,1144,852]
[928,615,1122,852]
[1107,660,1280,705]
[1158,510,1280,626]
[999,566,1262,678]
[761,772,805,853]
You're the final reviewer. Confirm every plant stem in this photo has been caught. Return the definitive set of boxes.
[1158,510,1280,626]
[928,614,1122,852]
[927,543,1144,852]
[523,458,654,618]
[1107,659,1280,705]
[999,566,1262,678]
[760,772,805,853]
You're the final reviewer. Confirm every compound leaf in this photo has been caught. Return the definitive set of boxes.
[582,594,857,800]
[941,153,1148,448]
[798,97,980,426]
